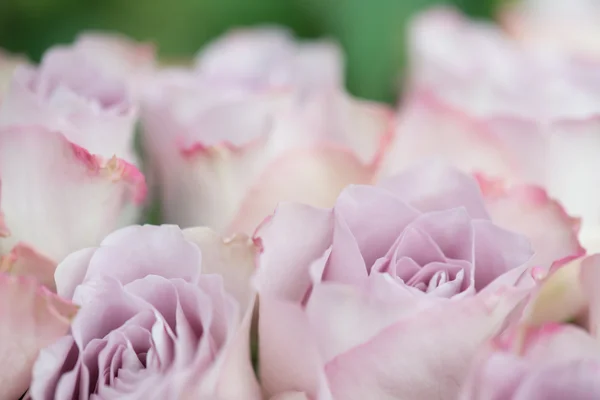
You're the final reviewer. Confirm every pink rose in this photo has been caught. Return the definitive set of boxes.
[381,7,600,251]
[0,44,147,278]
[0,273,77,399]
[0,126,146,285]
[70,32,156,97]
[502,0,600,59]
[461,255,600,399]
[141,27,393,235]
[254,163,546,400]
[0,46,138,162]
[29,224,260,400]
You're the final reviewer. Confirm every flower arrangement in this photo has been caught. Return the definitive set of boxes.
[1,1,600,399]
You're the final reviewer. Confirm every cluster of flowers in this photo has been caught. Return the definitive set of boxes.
[1,0,600,399]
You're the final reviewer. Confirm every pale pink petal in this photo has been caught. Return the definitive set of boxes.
[325,286,529,400]
[228,146,376,235]
[380,94,539,183]
[141,90,275,232]
[183,227,258,313]
[253,202,333,302]
[0,50,138,162]
[258,296,331,399]
[0,273,77,400]
[479,175,584,268]
[304,283,428,363]
[210,297,262,400]
[0,243,57,291]
[459,351,529,400]
[0,126,146,263]
[514,360,600,400]
[461,324,600,400]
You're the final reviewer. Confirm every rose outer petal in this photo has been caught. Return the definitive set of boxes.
[0,273,77,400]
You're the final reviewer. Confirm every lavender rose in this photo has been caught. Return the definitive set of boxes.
[254,162,548,400]
[29,225,260,400]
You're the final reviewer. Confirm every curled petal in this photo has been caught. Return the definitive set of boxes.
[478,175,585,268]
[0,243,57,291]
[523,255,600,327]
[0,126,146,262]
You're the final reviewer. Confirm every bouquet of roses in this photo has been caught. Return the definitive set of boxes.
[2,0,600,399]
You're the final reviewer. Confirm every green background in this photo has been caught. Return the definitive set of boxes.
[0,0,499,103]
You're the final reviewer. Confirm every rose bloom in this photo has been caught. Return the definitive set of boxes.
[69,32,156,98]
[0,44,146,282]
[29,224,260,400]
[460,255,600,399]
[502,0,600,59]
[141,27,393,235]
[253,162,581,400]
[381,6,600,251]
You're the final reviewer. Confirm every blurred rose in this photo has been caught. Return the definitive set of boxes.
[461,254,600,399]
[30,224,260,400]
[0,46,139,162]
[254,162,548,400]
[0,45,146,285]
[70,32,156,97]
[0,273,77,400]
[141,27,393,235]
[381,7,600,252]
[502,0,600,59]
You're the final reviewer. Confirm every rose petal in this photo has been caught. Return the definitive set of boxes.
[0,126,145,263]
[72,225,202,290]
[183,227,258,313]
[0,243,57,291]
[258,296,331,399]
[228,146,376,235]
[479,176,584,268]
[379,160,491,220]
[0,273,77,400]
[332,185,420,271]
[253,203,333,302]
[325,286,529,400]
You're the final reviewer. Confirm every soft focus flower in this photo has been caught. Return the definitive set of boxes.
[0,273,77,400]
[30,224,260,400]
[0,46,139,162]
[0,49,28,103]
[141,27,393,235]
[502,0,600,59]
[381,7,600,252]
[460,254,600,399]
[0,44,147,276]
[70,32,157,97]
[254,162,548,400]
